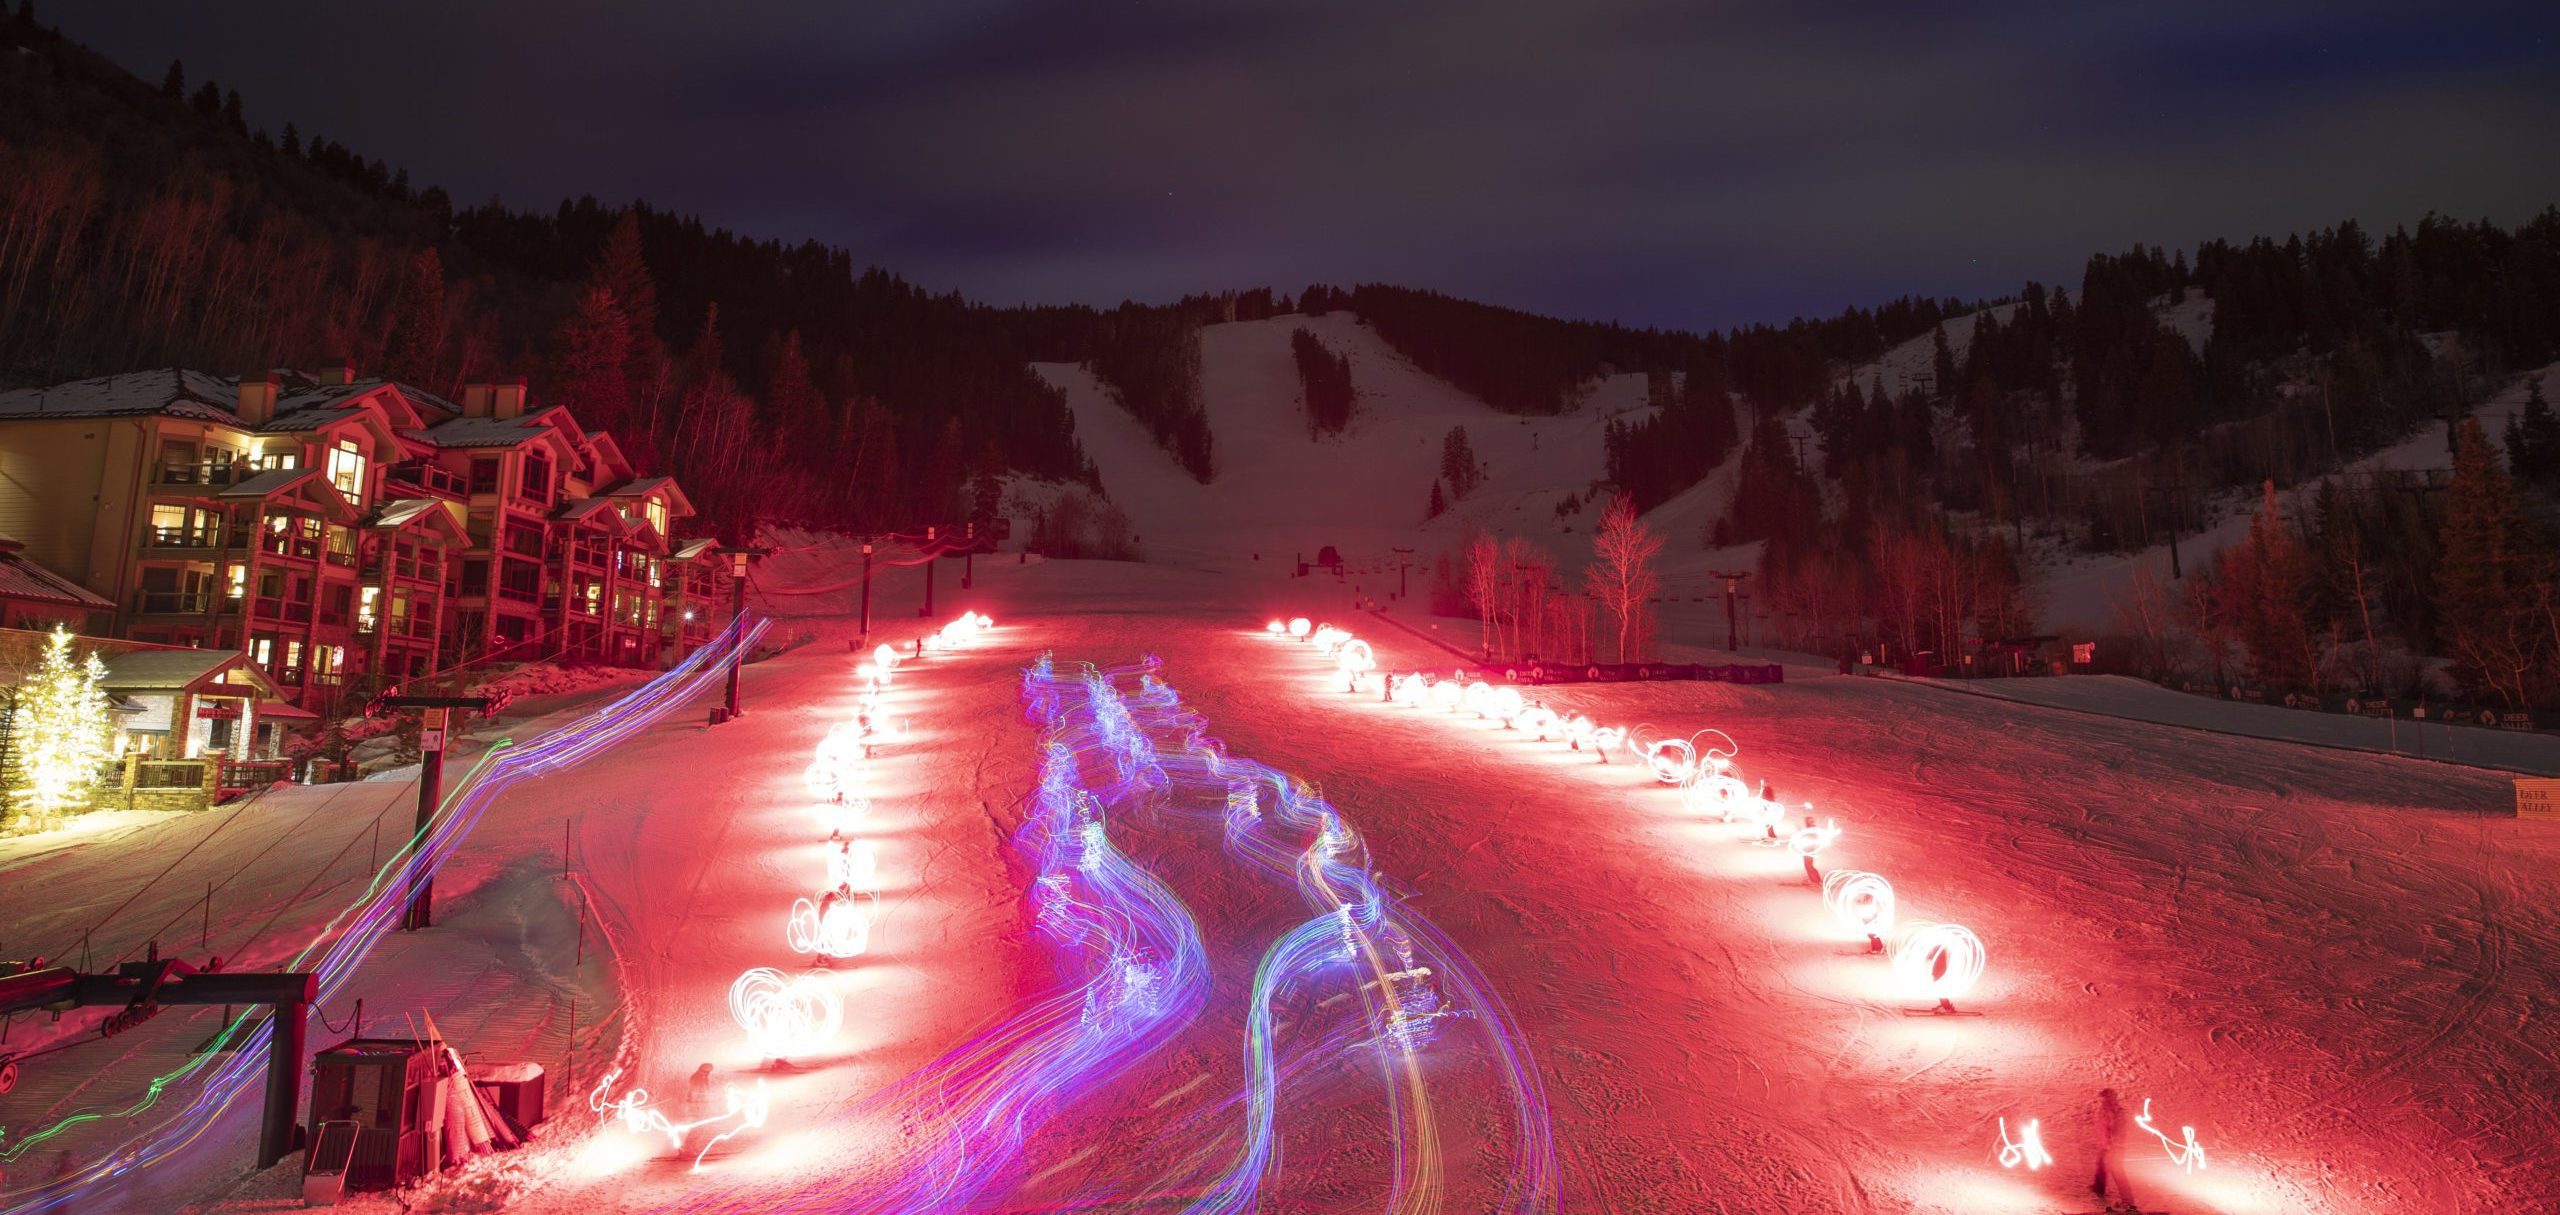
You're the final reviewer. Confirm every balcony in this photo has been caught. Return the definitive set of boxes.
[259,531,324,561]
[363,553,444,584]
[155,461,256,489]
[385,464,466,500]
[496,581,542,606]
[132,589,217,615]
[252,596,313,625]
[142,526,224,553]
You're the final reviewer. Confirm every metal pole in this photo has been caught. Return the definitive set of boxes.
[860,542,874,640]
[723,554,748,720]
[401,719,443,931]
[258,1000,307,1168]
[963,523,975,589]
[921,527,938,617]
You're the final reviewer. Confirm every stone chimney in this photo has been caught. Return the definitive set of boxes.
[492,378,529,421]
[319,360,357,386]
[460,383,494,418]
[237,372,279,427]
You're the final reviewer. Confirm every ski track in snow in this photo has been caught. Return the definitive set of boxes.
[7,552,2558,1213]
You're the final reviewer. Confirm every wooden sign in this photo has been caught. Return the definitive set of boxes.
[2518,778,2560,819]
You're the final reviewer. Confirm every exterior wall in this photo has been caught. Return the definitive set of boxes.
[4,384,714,707]
[0,417,121,586]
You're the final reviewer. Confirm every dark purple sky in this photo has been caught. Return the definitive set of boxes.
[57,1,2560,331]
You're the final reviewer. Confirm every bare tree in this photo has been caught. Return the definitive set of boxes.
[1466,531,1501,656]
[1588,495,1662,662]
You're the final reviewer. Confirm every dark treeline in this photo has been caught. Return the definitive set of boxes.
[0,11,1108,539]
[1291,327,1354,437]
[1085,307,1213,480]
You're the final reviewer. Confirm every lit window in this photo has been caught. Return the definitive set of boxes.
[646,497,669,535]
[327,438,368,504]
[359,587,380,629]
[285,640,303,670]
[251,637,272,664]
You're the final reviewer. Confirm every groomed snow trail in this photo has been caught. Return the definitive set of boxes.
[16,557,2553,1213]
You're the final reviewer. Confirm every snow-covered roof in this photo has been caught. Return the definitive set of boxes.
[555,497,626,528]
[425,414,556,448]
[97,648,251,693]
[369,497,449,530]
[607,475,673,497]
[670,538,721,561]
[0,549,112,610]
[0,369,238,422]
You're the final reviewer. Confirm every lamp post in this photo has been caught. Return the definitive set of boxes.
[369,693,492,931]
[919,526,938,617]
[1709,569,1751,653]
[1392,546,1413,601]
[859,538,874,641]
[963,521,977,589]
[721,547,755,721]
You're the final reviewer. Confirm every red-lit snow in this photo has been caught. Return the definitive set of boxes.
[4,554,2554,1213]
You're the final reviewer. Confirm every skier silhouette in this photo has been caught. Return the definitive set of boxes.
[2091,1087,2139,1211]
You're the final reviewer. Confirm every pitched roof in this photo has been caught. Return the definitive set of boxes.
[670,538,721,561]
[369,497,448,530]
[0,369,238,422]
[97,648,242,692]
[424,414,555,447]
[0,550,113,610]
[607,476,674,497]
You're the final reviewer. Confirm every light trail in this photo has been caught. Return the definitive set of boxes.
[1,615,768,1214]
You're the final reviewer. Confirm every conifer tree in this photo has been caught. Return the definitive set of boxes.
[551,285,631,430]
[381,248,447,385]
[8,627,113,828]
[1440,426,1479,498]
[2437,419,2539,707]
[161,59,183,99]
[2506,378,2558,484]
[1426,479,1447,520]
[591,211,664,412]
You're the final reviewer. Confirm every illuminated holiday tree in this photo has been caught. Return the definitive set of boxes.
[8,626,114,829]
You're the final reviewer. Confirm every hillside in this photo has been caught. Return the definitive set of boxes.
[1039,313,1652,570]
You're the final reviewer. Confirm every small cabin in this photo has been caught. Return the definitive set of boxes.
[307,1037,438,1191]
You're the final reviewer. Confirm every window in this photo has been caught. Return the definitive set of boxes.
[147,504,221,547]
[519,451,551,503]
[326,437,367,505]
[324,525,356,565]
[468,457,502,495]
[359,587,380,629]
[250,448,297,472]
[251,637,273,665]
[645,497,669,536]
[284,639,303,671]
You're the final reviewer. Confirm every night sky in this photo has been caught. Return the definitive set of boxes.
[58,1,2560,331]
